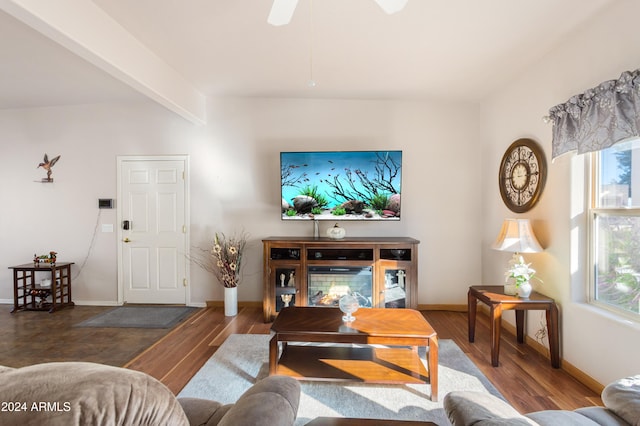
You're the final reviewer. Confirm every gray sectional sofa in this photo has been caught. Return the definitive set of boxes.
[0,362,300,426]
[444,374,640,426]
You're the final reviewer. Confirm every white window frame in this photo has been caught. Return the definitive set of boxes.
[588,150,640,323]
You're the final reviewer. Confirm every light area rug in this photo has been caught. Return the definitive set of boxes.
[178,334,504,425]
[76,306,197,328]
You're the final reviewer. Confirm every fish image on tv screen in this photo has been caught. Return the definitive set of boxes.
[280,150,402,221]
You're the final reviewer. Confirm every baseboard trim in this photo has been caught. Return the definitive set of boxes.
[418,303,467,312]
[560,360,605,395]
[207,302,468,311]
[72,300,120,306]
[0,300,208,308]
[206,300,262,308]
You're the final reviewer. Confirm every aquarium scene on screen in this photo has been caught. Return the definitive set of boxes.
[281,150,402,221]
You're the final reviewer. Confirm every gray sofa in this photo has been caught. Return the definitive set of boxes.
[444,374,640,426]
[0,362,300,426]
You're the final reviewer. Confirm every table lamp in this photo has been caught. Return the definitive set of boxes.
[492,218,543,295]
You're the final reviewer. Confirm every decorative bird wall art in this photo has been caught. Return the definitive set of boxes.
[37,153,61,182]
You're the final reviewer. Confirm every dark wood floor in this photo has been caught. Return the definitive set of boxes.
[0,305,174,367]
[0,304,602,416]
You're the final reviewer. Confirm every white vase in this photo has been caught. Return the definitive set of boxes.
[224,286,238,316]
[517,282,532,298]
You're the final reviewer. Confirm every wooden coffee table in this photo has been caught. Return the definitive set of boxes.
[269,307,438,401]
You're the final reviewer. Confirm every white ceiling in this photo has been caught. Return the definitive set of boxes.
[0,8,147,109]
[0,0,613,115]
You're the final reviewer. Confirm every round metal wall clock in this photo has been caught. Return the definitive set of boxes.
[498,138,547,213]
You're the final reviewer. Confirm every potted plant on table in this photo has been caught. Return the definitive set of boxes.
[505,254,541,298]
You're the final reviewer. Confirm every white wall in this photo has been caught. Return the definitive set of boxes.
[0,103,203,304]
[480,0,640,385]
[0,97,481,309]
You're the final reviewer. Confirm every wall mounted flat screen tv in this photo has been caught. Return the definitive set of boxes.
[281,150,402,221]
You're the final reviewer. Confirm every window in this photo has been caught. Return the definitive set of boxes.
[591,138,640,320]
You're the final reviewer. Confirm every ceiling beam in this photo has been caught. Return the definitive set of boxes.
[0,0,206,124]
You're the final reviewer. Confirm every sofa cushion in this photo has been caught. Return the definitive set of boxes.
[217,375,300,426]
[575,406,629,426]
[526,410,600,425]
[444,391,538,426]
[0,362,189,426]
[601,375,640,426]
[177,397,228,426]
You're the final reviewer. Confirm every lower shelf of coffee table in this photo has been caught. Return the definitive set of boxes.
[275,344,429,384]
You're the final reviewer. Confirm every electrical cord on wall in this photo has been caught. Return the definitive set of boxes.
[535,311,548,344]
[73,209,102,281]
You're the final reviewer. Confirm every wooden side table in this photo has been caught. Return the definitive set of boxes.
[8,262,75,313]
[467,285,559,368]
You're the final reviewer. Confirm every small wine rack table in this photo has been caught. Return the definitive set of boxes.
[8,262,75,313]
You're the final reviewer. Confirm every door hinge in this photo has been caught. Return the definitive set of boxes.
[183,278,188,287]
[182,171,185,180]
[182,225,187,233]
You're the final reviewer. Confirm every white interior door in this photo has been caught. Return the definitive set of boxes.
[118,157,189,304]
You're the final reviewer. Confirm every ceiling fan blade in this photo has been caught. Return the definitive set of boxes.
[373,0,408,14]
[268,0,299,26]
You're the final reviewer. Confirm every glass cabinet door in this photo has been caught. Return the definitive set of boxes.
[273,265,300,313]
[381,264,408,308]
[378,247,413,308]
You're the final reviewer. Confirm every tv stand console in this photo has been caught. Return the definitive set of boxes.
[262,236,419,322]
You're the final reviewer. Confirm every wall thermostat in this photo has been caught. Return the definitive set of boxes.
[98,198,114,209]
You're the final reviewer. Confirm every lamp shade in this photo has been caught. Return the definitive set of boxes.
[492,218,543,253]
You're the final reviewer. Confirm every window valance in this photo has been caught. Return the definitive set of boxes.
[548,69,640,159]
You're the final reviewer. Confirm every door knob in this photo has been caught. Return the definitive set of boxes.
[123,238,131,243]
